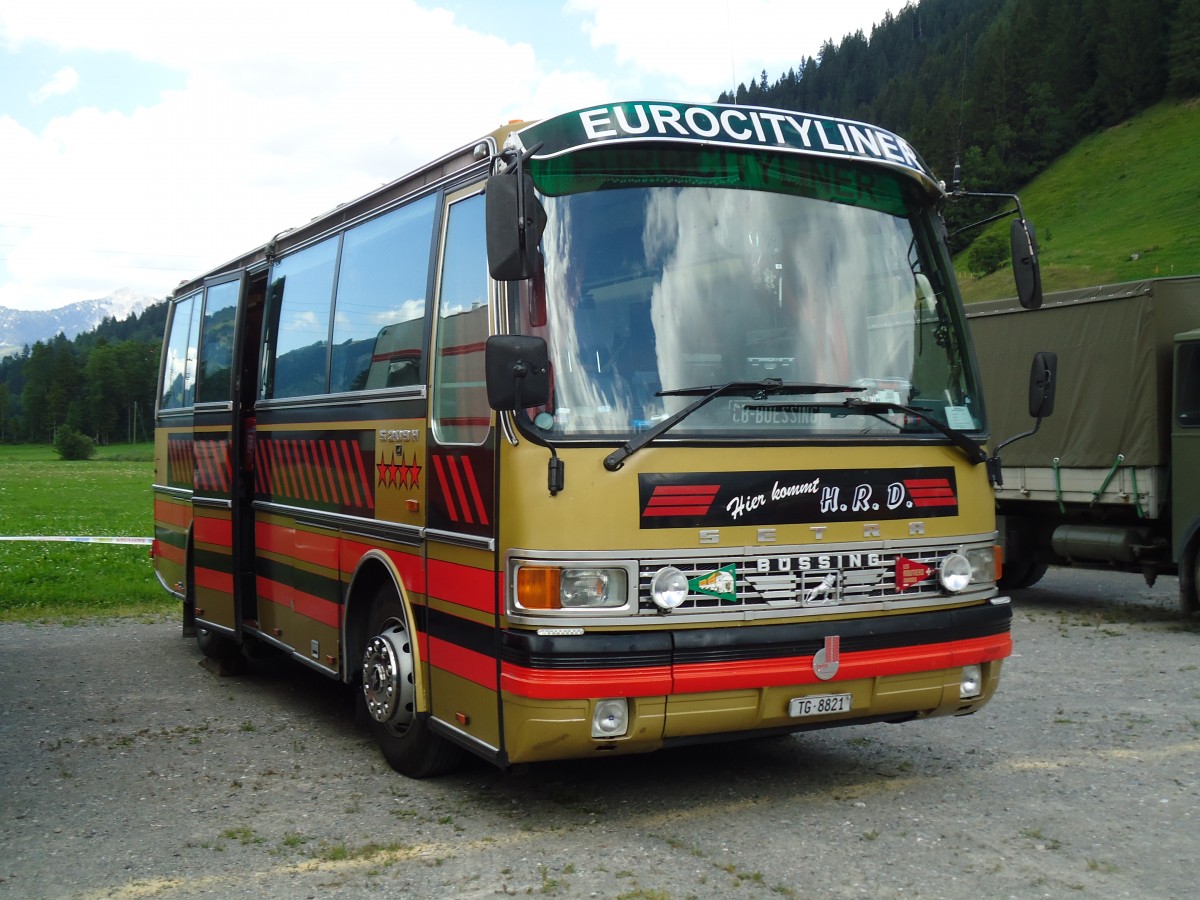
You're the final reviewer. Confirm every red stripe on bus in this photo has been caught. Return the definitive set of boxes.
[501,663,673,699]
[336,440,361,508]
[348,440,374,510]
[444,456,474,525]
[337,539,427,593]
[155,540,184,566]
[643,505,716,516]
[430,455,459,522]
[154,498,191,528]
[427,558,495,613]
[909,497,957,509]
[194,565,233,594]
[461,456,490,526]
[430,636,498,690]
[292,585,342,629]
[672,633,1011,694]
[193,514,232,548]
[651,485,720,497]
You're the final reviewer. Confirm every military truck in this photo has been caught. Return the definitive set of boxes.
[967,276,1200,613]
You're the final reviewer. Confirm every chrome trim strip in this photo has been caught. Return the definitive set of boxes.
[425,528,495,552]
[253,501,424,545]
[152,484,192,501]
[192,496,233,511]
[254,384,427,411]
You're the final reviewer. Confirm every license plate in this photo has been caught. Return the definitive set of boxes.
[788,693,852,717]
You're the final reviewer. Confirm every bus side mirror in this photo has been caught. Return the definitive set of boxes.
[485,335,551,410]
[1011,218,1043,310]
[1029,350,1057,419]
[486,173,547,281]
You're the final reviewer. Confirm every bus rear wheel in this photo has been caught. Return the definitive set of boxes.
[359,585,464,778]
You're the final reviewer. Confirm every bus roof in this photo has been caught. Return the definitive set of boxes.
[171,101,939,299]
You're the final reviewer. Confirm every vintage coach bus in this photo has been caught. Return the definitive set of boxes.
[153,100,1044,777]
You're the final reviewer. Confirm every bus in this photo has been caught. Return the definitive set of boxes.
[153,100,1049,778]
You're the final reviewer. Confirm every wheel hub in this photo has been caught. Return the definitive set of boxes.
[361,625,415,728]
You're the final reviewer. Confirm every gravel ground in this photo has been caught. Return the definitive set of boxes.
[2,567,1198,899]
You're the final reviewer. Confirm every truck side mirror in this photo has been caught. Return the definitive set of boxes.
[1028,351,1057,419]
[486,173,547,281]
[485,335,551,411]
[1011,219,1043,310]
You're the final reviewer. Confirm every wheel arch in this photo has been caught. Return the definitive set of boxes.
[343,551,430,706]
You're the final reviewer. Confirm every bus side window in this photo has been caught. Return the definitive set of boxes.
[195,280,240,404]
[330,194,437,394]
[432,191,489,445]
[261,236,339,400]
[160,291,199,410]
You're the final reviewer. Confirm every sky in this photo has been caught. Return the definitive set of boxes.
[0,0,908,312]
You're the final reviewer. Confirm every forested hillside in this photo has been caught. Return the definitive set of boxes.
[0,302,167,444]
[722,0,1199,204]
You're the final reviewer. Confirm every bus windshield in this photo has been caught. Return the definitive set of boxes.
[511,146,981,442]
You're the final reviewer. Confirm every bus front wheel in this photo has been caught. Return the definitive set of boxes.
[359,585,464,778]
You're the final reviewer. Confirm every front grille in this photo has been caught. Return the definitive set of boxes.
[637,545,958,613]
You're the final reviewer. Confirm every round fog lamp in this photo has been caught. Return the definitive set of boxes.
[592,698,629,738]
[960,664,983,699]
[650,566,689,610]
[939,552,972,593]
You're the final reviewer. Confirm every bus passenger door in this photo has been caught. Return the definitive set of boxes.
[191,273,248,642]
[425,185,502,756]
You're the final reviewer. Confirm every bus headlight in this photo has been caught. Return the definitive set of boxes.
[965,546,999,584]
[939,553,973,592]
[515,565,628,610]
[650,566,689,610]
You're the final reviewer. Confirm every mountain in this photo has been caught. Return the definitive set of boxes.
[0,289,156,357]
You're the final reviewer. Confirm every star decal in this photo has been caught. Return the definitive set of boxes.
[377,449,422,490]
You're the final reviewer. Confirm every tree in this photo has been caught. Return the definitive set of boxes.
[1167,0,1200,97]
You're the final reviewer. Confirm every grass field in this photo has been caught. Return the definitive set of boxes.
[0,443,175,622]
[957,99,1200,302]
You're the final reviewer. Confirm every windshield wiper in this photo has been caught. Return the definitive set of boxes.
[603,379,861,471]
[839,398,988,465]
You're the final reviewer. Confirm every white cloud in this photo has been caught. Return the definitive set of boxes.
[29,66,78,103]
[0,0,907,311]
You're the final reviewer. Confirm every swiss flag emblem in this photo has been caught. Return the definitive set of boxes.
[895,556,935,590]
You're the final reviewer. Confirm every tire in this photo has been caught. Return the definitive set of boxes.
[1180,541,1200,616]
[187,545,240,660]
[196,625,241,660]
[999,557,1048,591]
[359,584,464,778]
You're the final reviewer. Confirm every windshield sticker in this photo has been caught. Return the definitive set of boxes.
[516,101,932,179]
[639,468,957,529]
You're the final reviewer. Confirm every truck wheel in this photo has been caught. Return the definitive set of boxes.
[359,584,464,778]
[1181,544,1200,615]
[999,558,1047,591]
